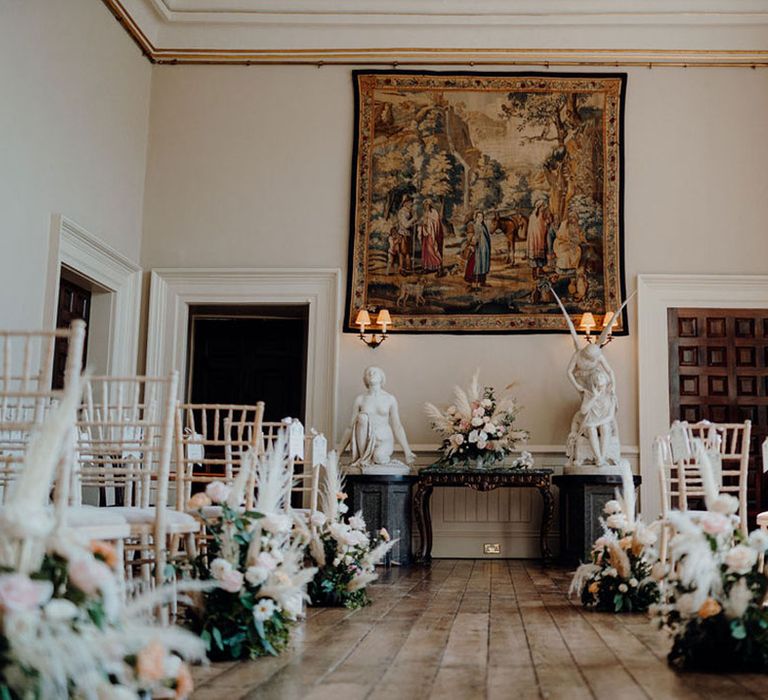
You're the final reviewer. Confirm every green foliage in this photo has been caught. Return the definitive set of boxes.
[308,532,372,610]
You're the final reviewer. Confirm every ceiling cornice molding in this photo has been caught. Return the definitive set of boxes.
[103,0,768,66]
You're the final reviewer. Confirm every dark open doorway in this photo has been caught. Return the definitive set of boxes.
[186,305,309,424]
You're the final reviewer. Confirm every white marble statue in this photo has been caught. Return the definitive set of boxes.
[549,284,635,474]
[338,366,416,475]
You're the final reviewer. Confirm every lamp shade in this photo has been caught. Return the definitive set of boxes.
[579,312,597,331]
[355,309,372,327]
[602,310,614,328]
[376,309,392,327]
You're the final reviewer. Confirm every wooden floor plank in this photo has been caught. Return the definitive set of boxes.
[192,560,768,700]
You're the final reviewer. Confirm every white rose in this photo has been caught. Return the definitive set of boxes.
[349,514,367,531]
[210,558,232,580]
[454,434,465,445]
[629,578,638,587]
[618,583,628,593]
[605,514,628,531]
[260,513,292,534]
[710,494,740,516]
[310,511,327,527]
[205,481,231,504]
[468,430,479,443]
[245,566,269,587]
[748,529,768,552]
[481,399,492,408]
[471,416,484,427]
[43,598,79,622]
[676,592,697,616]
[338,502,349,515]
[255,551,278,571]
[603,500,621,515]
[725,545,758,575]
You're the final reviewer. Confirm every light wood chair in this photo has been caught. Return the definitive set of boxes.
[73,372,195,593]
[0,321,86,510]
[657,420,751,533]
[174,401,265,514]
[287,431,327,519]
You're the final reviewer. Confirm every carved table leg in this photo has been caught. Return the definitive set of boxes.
[413,482,434,564]
[538,482,555,564]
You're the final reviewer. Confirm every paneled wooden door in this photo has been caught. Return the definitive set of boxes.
[668,308,768,523]
[52,274,91,389]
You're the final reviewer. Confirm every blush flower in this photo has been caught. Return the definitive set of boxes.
[205,481,231,504]
[187,492,212,510]
[219,568,244,594]
[0,574,52,613]
[725,544,758,575]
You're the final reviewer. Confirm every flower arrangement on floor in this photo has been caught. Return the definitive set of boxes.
[570,465,660,613]
[424,370,529,469]
[188,432,317,660]
[651,441,768,672]
[0,375,205,700]
[306,452,395,609]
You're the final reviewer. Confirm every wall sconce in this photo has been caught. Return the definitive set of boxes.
[578,312,597,340]
[579,310,616,345]
[355,308,391,349]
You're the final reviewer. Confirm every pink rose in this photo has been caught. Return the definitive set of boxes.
[256,551,278,571]
[219,568,244,593]
[0,574,52,613]
[205,481,231,504]
[68,558,114,596]
[699,512,730,536]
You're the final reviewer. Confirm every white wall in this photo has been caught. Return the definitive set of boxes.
[0,0,151,328]
[141,64,768,452]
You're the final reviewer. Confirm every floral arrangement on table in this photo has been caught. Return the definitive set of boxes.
[650,441,768,672]
[424,371,529,469]
[570,465,660,613]
[188,432,317,660]
[0,375,205,700]
[306,452,396,609]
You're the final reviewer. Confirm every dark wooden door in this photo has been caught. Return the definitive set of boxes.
[187,306,308,424]
[52,274,91,389]
[668,308,768,521]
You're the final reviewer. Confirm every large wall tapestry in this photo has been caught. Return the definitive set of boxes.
[345,71,627,334]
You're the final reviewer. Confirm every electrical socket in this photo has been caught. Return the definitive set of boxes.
[483,543,501,555]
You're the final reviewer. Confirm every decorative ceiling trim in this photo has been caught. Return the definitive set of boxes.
[102,0,768,66]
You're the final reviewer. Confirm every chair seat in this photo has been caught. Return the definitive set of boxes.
[66,505,129,527]
[108,506,200,534]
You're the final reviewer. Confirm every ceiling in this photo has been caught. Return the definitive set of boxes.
[105,0,768,65]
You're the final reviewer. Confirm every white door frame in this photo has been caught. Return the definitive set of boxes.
[637,273,768,519]
[44,215,142,375]
[146,268,341,439]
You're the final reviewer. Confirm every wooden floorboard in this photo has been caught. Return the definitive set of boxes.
[192,560,765,700]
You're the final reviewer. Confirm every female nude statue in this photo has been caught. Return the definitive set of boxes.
[337,367,416,474]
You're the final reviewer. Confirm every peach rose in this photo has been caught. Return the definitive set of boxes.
[187,492,212,510]
[698,597,722,619]
[588,582,599,595]
[136,640,166,683]
[175,663,194,699]
[90,541,118,569]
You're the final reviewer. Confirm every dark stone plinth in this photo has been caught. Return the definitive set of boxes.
[553,472,642,566]
[345,474,417,566]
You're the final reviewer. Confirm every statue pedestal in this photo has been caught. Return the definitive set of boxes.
[553,472,641,565]
[345,474,416,566]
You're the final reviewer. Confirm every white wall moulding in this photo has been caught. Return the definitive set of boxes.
[105,0,768,65]
[637,274,768,520]
[44,215,142,376]
[146,268,341,439]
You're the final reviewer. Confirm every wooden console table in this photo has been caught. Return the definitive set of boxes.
[413,466,555,563]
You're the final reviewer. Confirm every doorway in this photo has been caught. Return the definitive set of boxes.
[52,266,113,388]
[186,305,309,423]
[668,307,768,522]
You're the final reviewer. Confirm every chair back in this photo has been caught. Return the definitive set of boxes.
[0,321,86,505]
[174,402,264,510]
[656,420,751,533]
[75,373,179,512]
[288,431,328,513]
